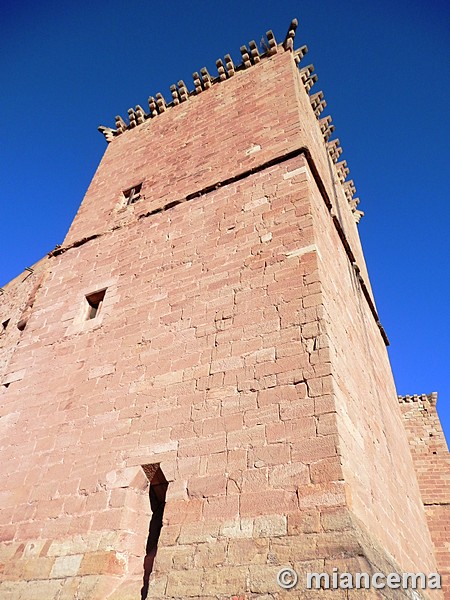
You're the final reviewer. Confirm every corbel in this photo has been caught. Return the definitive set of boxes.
[240,45,252,69]
[283,18,298,51]
[249,40,261,64]
[266,30,278,55]
[115,115,127,134]
[155,93,167,112]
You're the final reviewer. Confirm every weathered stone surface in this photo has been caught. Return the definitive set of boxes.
[0,18,446,600]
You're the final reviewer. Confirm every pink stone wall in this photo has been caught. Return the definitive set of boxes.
[1,156,351,597]
[64,51,372,300]
[0,258,49,380]
[400,395,450,598]
[0,47,444,599]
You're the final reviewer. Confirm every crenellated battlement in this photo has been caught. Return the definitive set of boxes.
[398,392,438,405]
[398,391,448,452]
[98,19,363,223]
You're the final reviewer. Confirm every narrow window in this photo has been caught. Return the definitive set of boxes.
[85,289,106,320]
[141,465,168,600]
[1,319,10,333]
[123,183,142,206]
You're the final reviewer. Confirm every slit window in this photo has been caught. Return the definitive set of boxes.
[123,183,142,206]
[141,465,168,599]
[85,289,106,320]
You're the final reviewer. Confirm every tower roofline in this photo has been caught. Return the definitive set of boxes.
[98,18,363,230]
[98,19,301,142]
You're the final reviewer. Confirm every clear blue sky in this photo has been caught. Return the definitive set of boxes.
[1,0,449,442]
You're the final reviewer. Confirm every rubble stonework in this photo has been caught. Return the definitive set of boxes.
[0,19,447,600]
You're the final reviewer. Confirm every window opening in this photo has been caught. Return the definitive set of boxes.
[1,319,10,334]
[85,289,106,320]
[141,465,168,600]
[123,183,142,206]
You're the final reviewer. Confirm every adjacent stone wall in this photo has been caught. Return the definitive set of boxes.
[400,394,450,598]
[0,258,49,380]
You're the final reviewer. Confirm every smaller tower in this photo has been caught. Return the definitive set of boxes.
[399,393,450,598]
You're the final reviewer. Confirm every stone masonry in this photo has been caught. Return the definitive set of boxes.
[0,19,448,600]
[399,394,450,599]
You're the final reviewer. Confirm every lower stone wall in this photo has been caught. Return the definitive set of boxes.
[0,532,145,599]
[0,466,150,599]
[0,558,127,600]
[1,508,441,599]
[148,512,443,600]
[425,505,450,599]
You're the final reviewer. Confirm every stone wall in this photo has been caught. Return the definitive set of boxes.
[0,258,49,379]
[0,28,445,600]
[400,394,450,598]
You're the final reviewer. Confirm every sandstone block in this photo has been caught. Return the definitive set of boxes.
[50,554,83,578]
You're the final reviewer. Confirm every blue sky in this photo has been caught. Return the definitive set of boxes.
[1,0,449,442]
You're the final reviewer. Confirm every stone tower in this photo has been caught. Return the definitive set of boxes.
[0,19,448,600]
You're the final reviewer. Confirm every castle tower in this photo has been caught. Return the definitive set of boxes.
[0,20,447,599]
[399,394,450,598]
